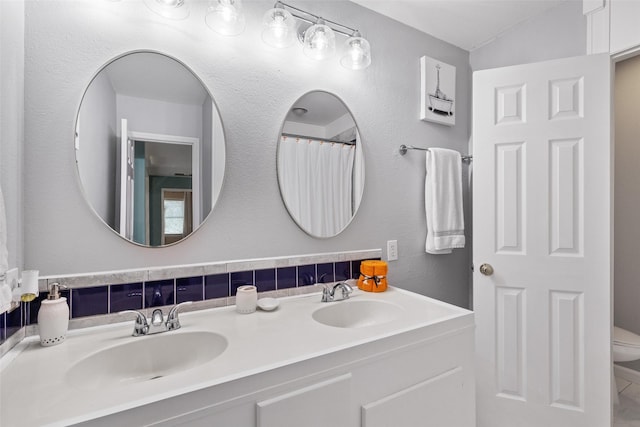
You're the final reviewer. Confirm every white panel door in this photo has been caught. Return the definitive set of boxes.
[473,54,611,427]
[118,118,134,240]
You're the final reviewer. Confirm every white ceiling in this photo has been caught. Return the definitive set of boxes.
[105,52,208,105]
[286,92,350,126]
[350,0,571,51]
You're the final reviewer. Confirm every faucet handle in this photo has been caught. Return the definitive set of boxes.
[321,285,332,302]
[120,310,149,336]
[336,282,354,299]
[166,301,193,331]
[150,308,164,326]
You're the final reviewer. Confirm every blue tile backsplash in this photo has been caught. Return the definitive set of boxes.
[351,260,364,280]
[71,286,109,318]
[110,283,143,313]
[298,264,316,286]
[276,267,297,289]
[255,269,276,292]
[176,276,204,304]
[145,279,175,308]
[0,313,5,343]
[205,273,230,299]
[335,262,351,281]
[230,271,254,295]
[317,263,334,283]
[0,250,381,345]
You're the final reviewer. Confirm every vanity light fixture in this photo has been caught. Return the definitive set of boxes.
[144,0,190,20]
[341,31,371,70]
[261,5,297,48]
[205,0,246,36]
[262,1,372,70]
[302,18,336,60]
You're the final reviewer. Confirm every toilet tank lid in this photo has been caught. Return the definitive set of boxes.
[614,326,640,346]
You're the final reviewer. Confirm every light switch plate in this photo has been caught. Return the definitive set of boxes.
[387,240,398,261]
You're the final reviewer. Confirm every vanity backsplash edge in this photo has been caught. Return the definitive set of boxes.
[0,249,381,357]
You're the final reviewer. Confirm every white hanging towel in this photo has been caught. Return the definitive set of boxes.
[425,148,465,254]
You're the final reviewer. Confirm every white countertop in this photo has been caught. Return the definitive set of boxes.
[0,287,473,427]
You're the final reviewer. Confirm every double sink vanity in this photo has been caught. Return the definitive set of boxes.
[0,286,475,427]
[5,3,478,425]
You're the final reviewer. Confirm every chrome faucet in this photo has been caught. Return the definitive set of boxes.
[166,301,191,331]
[121,301,192,337]
[321,282,354,302]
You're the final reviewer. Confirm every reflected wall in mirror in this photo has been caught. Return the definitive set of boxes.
[75,51,226,247]
[277,91,365,238]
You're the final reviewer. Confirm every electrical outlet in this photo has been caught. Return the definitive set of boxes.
[6,268,19,290]
[387,240,398,261]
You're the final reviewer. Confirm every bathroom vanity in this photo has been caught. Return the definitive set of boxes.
[0,287,475,427]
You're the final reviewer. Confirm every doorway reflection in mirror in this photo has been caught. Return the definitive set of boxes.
[75,51,226,247]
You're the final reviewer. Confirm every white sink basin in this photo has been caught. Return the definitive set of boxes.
[312,300,403,328]
[66,331,227,389]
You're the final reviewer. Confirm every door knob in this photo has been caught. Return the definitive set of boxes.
[479,263,494,276]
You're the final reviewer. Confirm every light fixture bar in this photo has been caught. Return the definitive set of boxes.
[274,1,359,38]
[264,1,372,69]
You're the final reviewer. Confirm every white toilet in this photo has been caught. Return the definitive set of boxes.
[613,326,640,362]
[613,326,640,405]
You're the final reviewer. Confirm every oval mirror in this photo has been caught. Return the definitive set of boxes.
[277,91,365,238]
[75,52,225,247]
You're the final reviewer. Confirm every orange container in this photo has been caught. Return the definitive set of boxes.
[357,260,388,292]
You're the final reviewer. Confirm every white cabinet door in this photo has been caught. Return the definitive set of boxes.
[256,374,352,427]
[362,367,470,427]
[473,53,611,427]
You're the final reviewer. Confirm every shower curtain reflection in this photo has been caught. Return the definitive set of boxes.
[278,136,356,237]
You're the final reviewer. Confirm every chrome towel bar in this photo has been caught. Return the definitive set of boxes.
[399,144,472,163]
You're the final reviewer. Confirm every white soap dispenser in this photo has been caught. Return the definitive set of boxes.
[37,282,69,346]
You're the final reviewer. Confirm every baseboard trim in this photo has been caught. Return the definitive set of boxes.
[614,364,640,385]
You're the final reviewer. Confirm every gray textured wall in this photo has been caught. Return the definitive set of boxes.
[469,0,586,71]
[77,71,117,226]
[22,0,472,307]
[0,0,25,273]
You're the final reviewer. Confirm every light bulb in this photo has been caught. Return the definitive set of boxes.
[220,3,234,22]
[272,15,286,38]
[262,7,297,48]
[205,0,246,36]
[340,35,371,70]
[312,31,327,50]
[303,21,336,61]
[350,41,364,62]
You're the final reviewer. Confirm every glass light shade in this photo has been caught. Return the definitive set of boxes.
[340,36,371,70]
[144,0,189,20]
[205,0,246,36]
[302,22,336,61]
[261,8,297,48]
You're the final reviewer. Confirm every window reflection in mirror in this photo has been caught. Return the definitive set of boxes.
[162,189,193,245]
[75,51,225,247]
[277,91,365,238]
